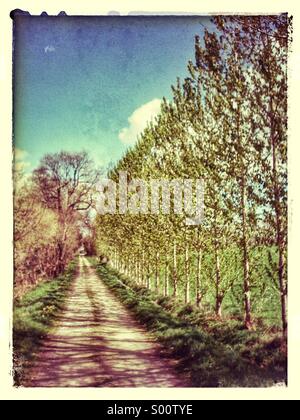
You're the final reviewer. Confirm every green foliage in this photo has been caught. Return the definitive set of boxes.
[94,15,288,334]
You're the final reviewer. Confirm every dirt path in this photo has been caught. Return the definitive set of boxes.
[27,257,187,387]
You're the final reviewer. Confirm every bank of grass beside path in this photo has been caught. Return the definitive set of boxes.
[92,259,287,387]
[13,260,77,386]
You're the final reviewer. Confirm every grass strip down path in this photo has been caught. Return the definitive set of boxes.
[95,262,287,387]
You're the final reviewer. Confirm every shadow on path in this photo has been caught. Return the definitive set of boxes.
[27,257,188,387]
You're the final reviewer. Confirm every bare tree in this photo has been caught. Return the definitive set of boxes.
[32,151,100,273]
[32,151,100,214]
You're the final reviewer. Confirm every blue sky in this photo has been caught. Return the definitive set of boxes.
[14,15,213,171]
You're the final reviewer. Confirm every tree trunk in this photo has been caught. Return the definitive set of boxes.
[164,251,169,297]
[196,247,203,308]
[56,241,66,276]
[241,178,252,330]
[136,256,139,282]
[155,251,160,293]
[215,245,222,318]
[114,248,117,269]
[146,266,151,290]
[279,248,287,339]
[125,255,129,276]
[146,251,151,289]
[273,156,287,337]
[141,249,145,286]
[269,97,287,338]
[173,240,178,297]
[184,244,190,304]
[216,295,223,318]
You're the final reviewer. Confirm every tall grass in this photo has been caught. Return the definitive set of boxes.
[13,260,77,386]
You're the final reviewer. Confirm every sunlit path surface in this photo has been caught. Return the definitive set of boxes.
[27,257,187,387]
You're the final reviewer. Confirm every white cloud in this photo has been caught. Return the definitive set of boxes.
[14,148,31,172]
[118,98,162,145]
[15,161,31,172]
[15,148,28,161]
[44,45,56,54]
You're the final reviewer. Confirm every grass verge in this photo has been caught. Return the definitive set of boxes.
[94,262,287,387]
[13,260,78,386]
